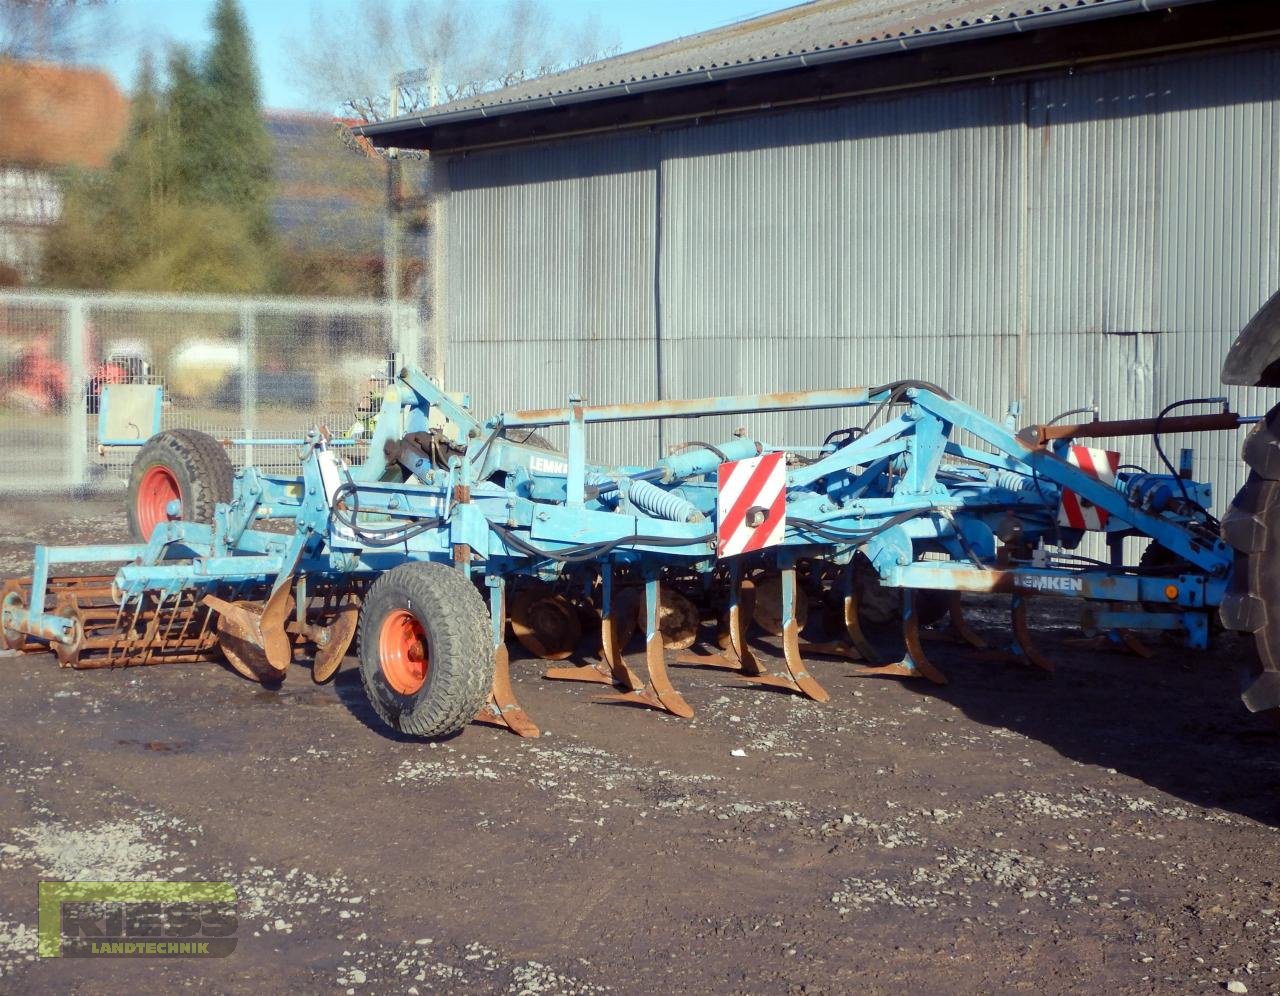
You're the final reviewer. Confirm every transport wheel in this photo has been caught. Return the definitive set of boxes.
[126,429,234,542]
[357,563,493,737]
[1219,402,1280,726]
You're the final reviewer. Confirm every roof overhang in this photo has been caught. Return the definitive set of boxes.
[354,0,1280,155]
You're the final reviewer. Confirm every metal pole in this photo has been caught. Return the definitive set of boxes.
[239,305,256,469]
[385,80,402,358]
[65,298,87,489]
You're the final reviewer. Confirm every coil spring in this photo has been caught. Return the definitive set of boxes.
[990,469,1039,493]
[628,479,704,523]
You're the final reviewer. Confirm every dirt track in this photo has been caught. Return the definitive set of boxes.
[0,498,1278,994]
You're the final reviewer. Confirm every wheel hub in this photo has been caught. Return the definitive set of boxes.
[136,465,182,541]
[379,609,428,695]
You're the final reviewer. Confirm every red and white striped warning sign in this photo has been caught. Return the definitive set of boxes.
[717,451,787,557]
[1057,445,1120,531]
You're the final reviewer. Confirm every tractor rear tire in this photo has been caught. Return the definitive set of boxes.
[357,562,493,738]
[126,429,234,542]
[1219,403,1280,725]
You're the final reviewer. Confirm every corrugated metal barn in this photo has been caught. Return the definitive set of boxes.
[359,0,1280,510]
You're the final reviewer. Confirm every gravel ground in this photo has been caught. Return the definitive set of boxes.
[0,496,1277,994]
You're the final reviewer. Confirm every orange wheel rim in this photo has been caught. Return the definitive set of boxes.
[379,609,428,695]
[137,465,182,541]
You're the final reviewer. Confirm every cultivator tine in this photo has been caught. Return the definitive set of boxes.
[799,561,877,662]
[1065,627,1155,659]
[946,592,988,649]
[850,589,947,685]
[598,572,643,687]
[675,563,766,676]
[545,566,643,688]
[921,592,989,650]
[730,564,830,701]
[593,575,694,718]
[1010,594,1055,672]
[777,566,830,700]
[1119,630,1153,658]
[475,580,540,738]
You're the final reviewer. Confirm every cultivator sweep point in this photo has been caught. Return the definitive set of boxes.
[4,323,1270,740]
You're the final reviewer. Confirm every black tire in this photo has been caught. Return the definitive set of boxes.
[357,562,493,738]
[1220,403,1280,724]
[126,429,234,542]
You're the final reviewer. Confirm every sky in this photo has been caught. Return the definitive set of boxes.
[94,0,784,112]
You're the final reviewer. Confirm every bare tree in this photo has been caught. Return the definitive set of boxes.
[0,0,116,62]
[293,0,616,123]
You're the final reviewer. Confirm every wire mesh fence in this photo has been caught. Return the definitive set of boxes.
[0,291,418,493]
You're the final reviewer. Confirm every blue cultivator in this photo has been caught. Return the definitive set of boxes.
[0,364,1244,739]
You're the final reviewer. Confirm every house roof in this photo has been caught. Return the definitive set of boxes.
[421,0,1160,114]
[354,0,1217,149]
[0,60,129,170]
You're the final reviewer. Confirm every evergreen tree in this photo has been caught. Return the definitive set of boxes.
[188,0,275,240]
[165,45,206,206]
[43,0,275,293]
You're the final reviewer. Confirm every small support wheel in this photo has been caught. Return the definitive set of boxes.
[358,563,494,738]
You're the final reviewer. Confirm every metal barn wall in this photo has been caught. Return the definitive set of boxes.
[442,133,661,462]
[442,46,1280,506]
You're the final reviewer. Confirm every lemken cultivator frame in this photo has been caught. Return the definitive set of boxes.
[8,289,1280,740]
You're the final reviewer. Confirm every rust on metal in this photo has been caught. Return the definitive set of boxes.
[592,578,695,718]
[751,573,810,636]
[205,584,296,682]
[1018,412,1241,448]
[675,576,768,678]
[643,586,699,650]
[474,638,541,737]
[473,586,541,738]
[505,386,872,427]
[849,597,947,685]
[0,580,29,651]
[511,589,581,660]
[1010,596,1055,672]
[922,592,990,650]
[545,586,643,689]
[4,575,220,668]
[291,587,362,683]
